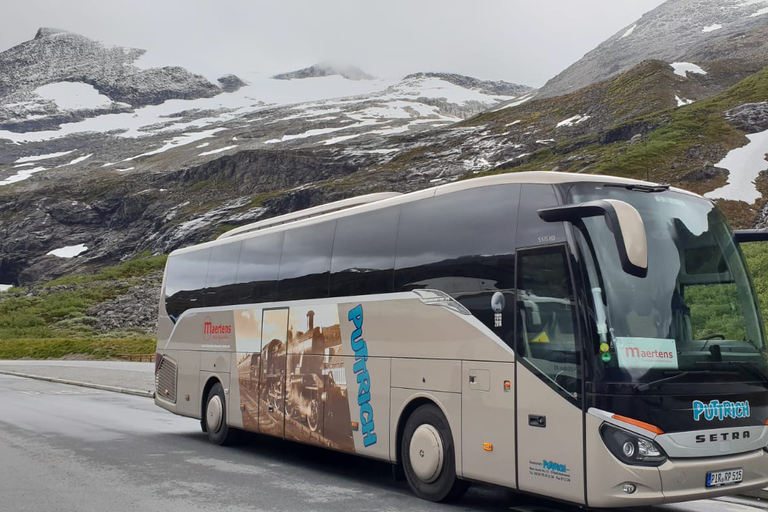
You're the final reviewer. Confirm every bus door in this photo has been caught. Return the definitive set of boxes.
[259,308,289,438]
[514,245,585,504]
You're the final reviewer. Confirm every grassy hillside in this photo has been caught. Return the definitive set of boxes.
[0,253,166,359]
[471,64,766,177]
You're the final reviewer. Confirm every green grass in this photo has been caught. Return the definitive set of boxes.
[0,337,155,359]
[0,253,165,359]
[743,242,768,326]
[45,253,167,287]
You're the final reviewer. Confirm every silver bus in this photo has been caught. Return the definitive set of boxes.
[155,171,768,506]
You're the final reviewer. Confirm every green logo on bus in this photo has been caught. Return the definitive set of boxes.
[349,304,377,447]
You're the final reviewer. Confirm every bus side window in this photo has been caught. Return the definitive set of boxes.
[394,185,518,294]
[516,245,580,396]
[330,206,400,297]
[277,221,337,301]
[205,241,242,308]
[235,232,284,305]
[164,248,211,320]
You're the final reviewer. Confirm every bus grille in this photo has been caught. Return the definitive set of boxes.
[155,356,178,403]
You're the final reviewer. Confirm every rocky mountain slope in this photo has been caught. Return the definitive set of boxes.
[539,0,768,98]
[0,28,234,133]
[0,29,533,288]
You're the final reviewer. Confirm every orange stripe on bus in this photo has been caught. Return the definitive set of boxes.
[611,414,664,435]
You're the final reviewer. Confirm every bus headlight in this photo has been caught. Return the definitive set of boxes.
[600,424,667,466]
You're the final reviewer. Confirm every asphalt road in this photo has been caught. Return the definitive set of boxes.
[2,373,768,512]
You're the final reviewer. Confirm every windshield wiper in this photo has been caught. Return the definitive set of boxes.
[605,183,670,193]
[694,360,768,385]
[633,371,702,393]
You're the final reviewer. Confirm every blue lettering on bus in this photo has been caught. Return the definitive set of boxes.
[543,460,567,473]
[692,400,750,421]
[348,304,377,447]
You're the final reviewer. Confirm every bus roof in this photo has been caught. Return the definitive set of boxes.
[170,171,680,256]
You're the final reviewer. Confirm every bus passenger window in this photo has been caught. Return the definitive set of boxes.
[516,246,579,396]
[277,221,336,301]
[205,242,242,308]
[164,248,211,320]
[330,206,399,297]
[235,232,284,305]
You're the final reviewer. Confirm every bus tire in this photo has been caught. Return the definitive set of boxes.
[401,404,469,502]
[204,382,235,446]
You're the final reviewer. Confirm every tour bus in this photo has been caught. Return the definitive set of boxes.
[155,171,768,506]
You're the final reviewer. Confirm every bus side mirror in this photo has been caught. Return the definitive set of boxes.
[734,229,768,243]
[538,199,648,278]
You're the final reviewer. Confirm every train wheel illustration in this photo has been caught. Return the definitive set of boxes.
[307,399,320,432]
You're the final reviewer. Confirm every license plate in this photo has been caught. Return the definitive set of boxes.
[706,468,743,487]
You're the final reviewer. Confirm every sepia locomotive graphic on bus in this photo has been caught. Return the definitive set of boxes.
[235,305,353,451]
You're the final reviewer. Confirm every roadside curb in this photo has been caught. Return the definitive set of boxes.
[0,369,155,398]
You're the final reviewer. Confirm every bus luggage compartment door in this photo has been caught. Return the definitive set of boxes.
[461,361,516,487]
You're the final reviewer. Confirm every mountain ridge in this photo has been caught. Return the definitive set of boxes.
[539,0,768,98]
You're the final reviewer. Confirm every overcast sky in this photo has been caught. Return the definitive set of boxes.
[2,1,667,87]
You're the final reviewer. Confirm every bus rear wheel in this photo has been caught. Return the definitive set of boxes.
[204,382,236,445]
[401,404,469,502]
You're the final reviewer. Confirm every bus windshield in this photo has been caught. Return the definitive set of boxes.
[568,183,768,386]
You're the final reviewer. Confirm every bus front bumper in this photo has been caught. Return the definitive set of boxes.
[587,448,768,508]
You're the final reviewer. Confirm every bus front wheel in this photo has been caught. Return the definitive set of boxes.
[204,382,235,445]
[401,404,469,502]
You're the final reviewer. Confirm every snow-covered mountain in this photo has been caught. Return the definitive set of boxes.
[539,0,768,98]
[273,62,376,81]
[0,28,534,189]
[0,28,229,133]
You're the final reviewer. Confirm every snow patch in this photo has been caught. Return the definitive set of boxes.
[671,62,707,77]
[34,82,112,111]
[493,93,535,112]
[124,129,226,161]
[557,115,591,128]
[197,142,210,148]
[63,154,93,166]
[704,128,768,204]
[323,134,363,145]
[0,284,12,292]
[0,166,47,186]
[15,150,75,163]
[751,7,768,16]
[702,24,722,32]
[621,24,637,39]
[676,96,694,106]
[199,145,238,156]
[47,244,88,258]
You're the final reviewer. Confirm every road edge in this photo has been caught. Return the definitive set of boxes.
[0,369,155,398]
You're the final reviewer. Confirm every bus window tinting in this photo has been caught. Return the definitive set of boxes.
[516,245,579,396]
[516,184,566,248]
[235,232,284,305]
[394,185,519,293]
[204,241,242,308]
[330,206,400,297]
[164,248,211,320]
[277,221,337,301]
